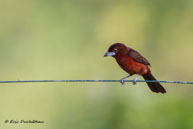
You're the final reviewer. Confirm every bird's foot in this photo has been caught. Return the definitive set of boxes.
[120,74,131,85]
[132,75,140,85]
[120,79,125,85]
[132,80,137,85]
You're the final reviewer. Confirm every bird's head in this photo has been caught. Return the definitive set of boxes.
[104,43,128,58]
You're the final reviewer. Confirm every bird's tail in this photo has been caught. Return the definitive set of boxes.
[143,73,166,94]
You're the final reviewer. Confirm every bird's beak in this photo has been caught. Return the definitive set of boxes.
[104,51,115,57]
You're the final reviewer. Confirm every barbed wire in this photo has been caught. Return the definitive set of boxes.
[0,80,192,84]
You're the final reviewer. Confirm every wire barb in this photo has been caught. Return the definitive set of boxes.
[0,80,192,84]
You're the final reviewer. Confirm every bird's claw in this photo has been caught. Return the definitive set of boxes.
[120,79,125,85]
[132,75,140,85]
[132,80,137,85]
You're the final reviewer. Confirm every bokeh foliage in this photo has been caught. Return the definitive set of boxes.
[0,0,193,129]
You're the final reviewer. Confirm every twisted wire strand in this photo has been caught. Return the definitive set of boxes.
[0,80,192,84]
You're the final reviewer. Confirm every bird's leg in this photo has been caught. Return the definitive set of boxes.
[132,75,140,85]
[120,74,131,85]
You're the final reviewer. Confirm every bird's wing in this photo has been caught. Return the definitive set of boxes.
[128,48,151,66]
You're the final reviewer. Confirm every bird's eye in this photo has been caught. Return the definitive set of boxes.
[114,48,118,52]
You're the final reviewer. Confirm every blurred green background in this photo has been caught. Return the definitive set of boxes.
[1,0,193,129]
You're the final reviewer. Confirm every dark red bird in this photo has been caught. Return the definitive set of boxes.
[104,43,166,94]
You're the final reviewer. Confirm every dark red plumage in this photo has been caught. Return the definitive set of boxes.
[104,43,166,94]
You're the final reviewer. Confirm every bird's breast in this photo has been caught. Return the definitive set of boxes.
[115,56,149,75]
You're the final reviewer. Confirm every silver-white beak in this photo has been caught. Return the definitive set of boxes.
[104,51,116,57]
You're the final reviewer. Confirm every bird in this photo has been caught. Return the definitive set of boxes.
[104,43,166,94]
